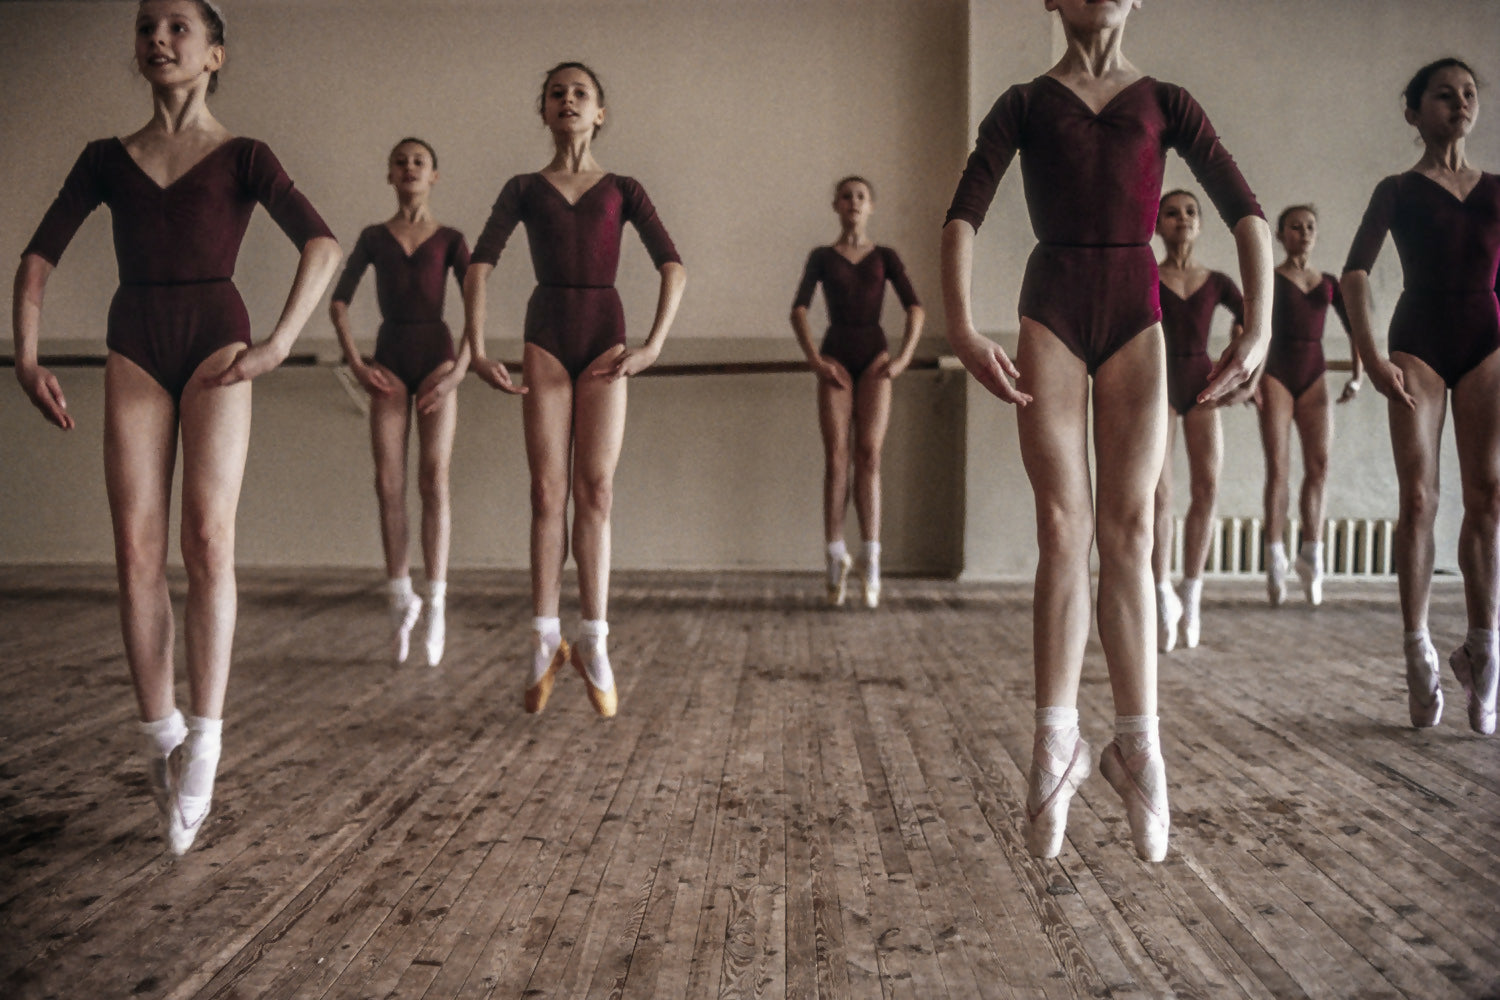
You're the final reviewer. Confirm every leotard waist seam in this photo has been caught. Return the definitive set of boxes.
[121,276,233,287]
[1037,241,1151,249]
[537,282,614,290]
[1402,286,1499,295]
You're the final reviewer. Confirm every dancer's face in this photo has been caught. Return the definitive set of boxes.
[1045,0,1141,33]
[541,68,606,138]
[1156,194,1201,246]
[833,181,874,227]
[1277,209,1317,257]
[388,143,438,196]
[135,1,222,92]
[1408,66,1480,143]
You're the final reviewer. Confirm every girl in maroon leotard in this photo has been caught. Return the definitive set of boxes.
[790,177,925,609]
[941,0,1274,862]
[11,0,341,855]
[464,63,687,719]
[1152,190,1247,652]
[1256,205,1362,609]
[330,138,470,669]
[1343,58,1500,735]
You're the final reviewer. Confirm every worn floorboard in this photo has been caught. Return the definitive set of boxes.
[1,568,1497,999]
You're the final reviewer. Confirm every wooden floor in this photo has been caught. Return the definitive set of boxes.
[0,568,1497,1000]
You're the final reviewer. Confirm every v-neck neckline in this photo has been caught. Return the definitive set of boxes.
[1276,270,1325,297]
[1039,74,1152,118]
[1161,275,1212,303]
[381,223,443,259]
[114,136,238,192]
[831,245,878,267]
[1406,168,1486,207]
[536,172,613,207]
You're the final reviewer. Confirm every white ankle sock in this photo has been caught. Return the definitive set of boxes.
[862,540,882,585]
[426,580,447,606]
[826,540,849,586]
[140,709,187,758]
[387,576,415,601]
[178,716,222,815]
[1030,706,1081,808]
[1404,627,1431,650]
[579,619,614,691]
[1181,578,1203,611]
[1298,540,1323,571]
[1267,541,1287,569]
[530,616,562,685]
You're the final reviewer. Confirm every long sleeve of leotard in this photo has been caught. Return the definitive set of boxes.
[21,141,110,266]
[617,176,682,269]
[1218,273,1246,324]
[242,141,335,250]
[1163,85,1263,228]
[1327,273,1352,334]
[883,247,920,308]
[1343,176,1397,275]
[448,231,472,287]
[329,227,375,305]
[471,175,525,268]
[792,249,824,310]
[944,85,1026,232]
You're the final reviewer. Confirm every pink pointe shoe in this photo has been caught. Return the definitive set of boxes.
[1025,737,1092,859]
[1404,638,1443,729]
[1100,740,1170,862]
[1450,643,1498,736]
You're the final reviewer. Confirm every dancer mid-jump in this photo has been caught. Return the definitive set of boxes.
[331,137,470,668]
[464,62,686,719]
[791,176,924,609]
[12,0,340,854]
[1343,58,1500,735]
[942,0,1272,861]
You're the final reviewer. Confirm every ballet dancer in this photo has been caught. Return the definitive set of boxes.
[464,62,686,719]
[790,176,925,609]
[1257,205,1361,607]
[12,0,340,853]
[1153,190,1247,651]
[330,138,470,668]
[1343,57,1499,735]
[941,0,1272,861]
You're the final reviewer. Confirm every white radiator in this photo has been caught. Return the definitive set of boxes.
[1170,517,1396,577]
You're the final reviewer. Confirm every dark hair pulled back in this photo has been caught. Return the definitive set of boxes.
[834,175,875,200]
[391,137,438,171]
[538,62,606,138]
[139,0,225,94]
[1403,57,1479,112]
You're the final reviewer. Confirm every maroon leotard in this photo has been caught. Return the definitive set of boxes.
[1160,271,1244,415]
[331,224,471,395]
[946,76,1262,374]
[471,173,681,379]
[793,246,919,380]
[1264,272,1350,399]
[22,137,333,400]
[1344,171,1500,388]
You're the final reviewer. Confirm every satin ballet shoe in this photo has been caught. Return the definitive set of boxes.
[571,643,618,718]
[1024,737,1091,859]
[862,577,881,610]
[1294,554,1323,607]
[1266,551,1288,608]
[1404,638,1443,729]
[423,606,446,668]
[390,594,423,665]
[1182,606,1201,649]
[1100,741,1170,862]
[827,552,853,607]
[146,754,173,833]
[1450,643,1498,736]
[524,636,569,714]
[164,746,210,857]
[1157,585,1182,653]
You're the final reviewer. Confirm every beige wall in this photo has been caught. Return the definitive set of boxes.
[2,1,1496,578]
